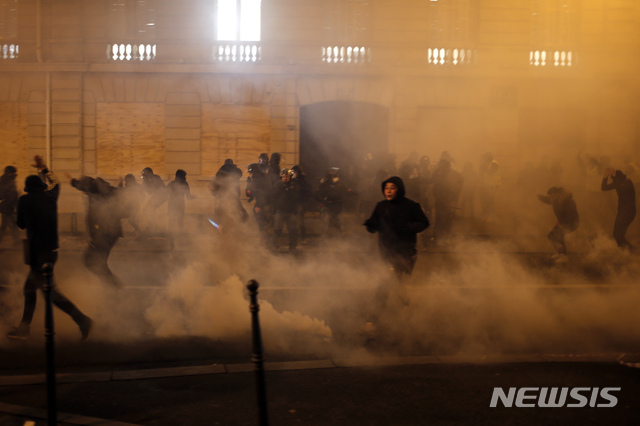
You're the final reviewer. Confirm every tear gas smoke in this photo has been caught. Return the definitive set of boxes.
[1,155,639,363]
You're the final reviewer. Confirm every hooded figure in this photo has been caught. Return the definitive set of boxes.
[364,176,430,276]
[7,156,92,341]
[362,176,430,334]
[602,168,636,250]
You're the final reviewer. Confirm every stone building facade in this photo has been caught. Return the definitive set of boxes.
[0,0,638,229]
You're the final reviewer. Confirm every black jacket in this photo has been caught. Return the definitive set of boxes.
[271,179,300,213]
[17,169,60,262]
[364,176,430,258]
[602,173,636,217]
[71,176,123,243]
[539,188,579,231]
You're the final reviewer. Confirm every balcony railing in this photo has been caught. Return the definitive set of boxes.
[428,47,473,65]
[322,46,371,64]
[214,43,261,63]
[1,44,18,60]
[107,43,157,61]
[530,50,573,67]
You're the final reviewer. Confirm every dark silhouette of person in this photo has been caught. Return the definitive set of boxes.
[362,176,430,334]
[291,164,312,241]
[167,169,193,236]
[140,167,167,228]
[602,168,636,250]
[316,167,351,236]
[71,175,124,287]
[0,165,20,243]
[7,156,92,341]
[270,168,300,253]
[537,186,579,263]
[118,173,144,236]
[209,159,247,229]
[246,162,271,236]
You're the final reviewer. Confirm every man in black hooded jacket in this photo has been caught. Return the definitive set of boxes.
[362,176,429,333]
[364,176,430,276]
[7,156,92,340]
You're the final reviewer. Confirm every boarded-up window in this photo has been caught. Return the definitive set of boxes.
[0,102,28,175]
[201,104,270,175]
[96,103,165,176]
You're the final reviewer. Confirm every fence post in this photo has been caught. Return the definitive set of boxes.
[42,262,57,426]
[247,280,269,426]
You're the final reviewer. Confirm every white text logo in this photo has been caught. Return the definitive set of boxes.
[490,387,620,408]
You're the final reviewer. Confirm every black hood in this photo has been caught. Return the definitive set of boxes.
[381,176,406,199]
[24,175,47,193]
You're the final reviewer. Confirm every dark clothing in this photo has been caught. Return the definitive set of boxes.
[211,164,248,227]
[292,174,312,239]
[15,169,89,331]
[246,169,272,233]
[167,178,192,231]
[271,180,300,213]
[118,180,144,233]
[271,179,300,250]
[602,175,636,248]
[142,172,167,211]
[317,178,350,235]
[17,169,60,262]
[538,190,579,231]
[72,177,123,243]
[71,176,123,287]
[20,251,87,327]
[364,176,430,274]
[539,188,579,254]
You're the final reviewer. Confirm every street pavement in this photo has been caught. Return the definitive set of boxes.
[1,230,640,425]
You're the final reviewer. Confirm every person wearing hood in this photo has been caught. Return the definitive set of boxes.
[362,176,430,333]
[0,165,20,243]
[364,176,430,277]
[71,175,123,287]
[537,186,579,263]
[7,155,92,341]
[602,168,636,250]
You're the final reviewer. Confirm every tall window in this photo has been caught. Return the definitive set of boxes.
[323,0,371,64]
[214,0,261,62]
[530,0,578,67]
[0,0,18,60]
[107,0,156,61]
[427,0,477,66]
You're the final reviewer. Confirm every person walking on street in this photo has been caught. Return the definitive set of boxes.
[7,155,92,341]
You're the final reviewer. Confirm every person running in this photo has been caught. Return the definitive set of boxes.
[362,176,430,334]
[7,156,92,341]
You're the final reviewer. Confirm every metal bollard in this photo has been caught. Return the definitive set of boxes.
[42,262,57,426]
[247,280,269,426]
